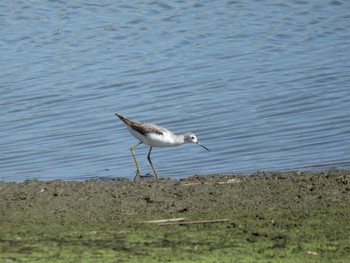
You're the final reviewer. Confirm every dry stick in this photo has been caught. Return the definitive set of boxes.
[158,219,229,226]
[142,218,186,224]
[182,179,241,186]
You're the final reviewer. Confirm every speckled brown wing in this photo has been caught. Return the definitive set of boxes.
[115,114,164,136]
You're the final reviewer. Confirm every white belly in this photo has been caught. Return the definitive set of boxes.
[129,127,181,147]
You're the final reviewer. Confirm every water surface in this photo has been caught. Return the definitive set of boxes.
[1,1,350,181]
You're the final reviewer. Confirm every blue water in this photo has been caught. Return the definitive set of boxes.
[1,1,350,182]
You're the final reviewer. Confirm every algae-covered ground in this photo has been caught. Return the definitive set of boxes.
[0,171,349,262]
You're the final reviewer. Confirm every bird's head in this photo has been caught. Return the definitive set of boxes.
[184,132,210,151]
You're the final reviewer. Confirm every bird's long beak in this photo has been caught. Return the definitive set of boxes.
[197,142,210,151]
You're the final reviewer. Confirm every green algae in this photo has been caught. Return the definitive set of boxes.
[0,172,349,262]
[1,208,349,262]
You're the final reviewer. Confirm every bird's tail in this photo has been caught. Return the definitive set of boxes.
[115,113,132,126]
[115,113,123,120]
[115,113,126,122]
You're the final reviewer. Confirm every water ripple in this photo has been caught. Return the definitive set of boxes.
[1,1,350,181]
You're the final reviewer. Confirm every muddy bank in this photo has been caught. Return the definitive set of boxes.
[1,171,349,220]
[0,171,350,262]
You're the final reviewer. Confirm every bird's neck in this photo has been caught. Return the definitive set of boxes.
[172,134,187,145]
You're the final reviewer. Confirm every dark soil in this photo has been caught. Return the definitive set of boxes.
[0,171,349,262]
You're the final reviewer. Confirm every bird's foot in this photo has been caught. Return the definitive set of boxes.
[133,170,142,181]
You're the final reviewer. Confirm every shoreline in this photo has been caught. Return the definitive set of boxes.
[1,170,349,262]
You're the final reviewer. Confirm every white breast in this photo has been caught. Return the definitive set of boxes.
[129,127,181,147]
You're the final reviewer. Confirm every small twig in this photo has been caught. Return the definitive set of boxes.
[217,178,241,184]
[182,179,241,186]
[142,218,186,224]
[181,182,202,186]
[158,219,229,226]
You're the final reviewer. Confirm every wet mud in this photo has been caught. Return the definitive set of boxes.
[0,171,349,262]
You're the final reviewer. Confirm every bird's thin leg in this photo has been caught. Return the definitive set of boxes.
[147,147,160,179]
[130,142,143,180]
